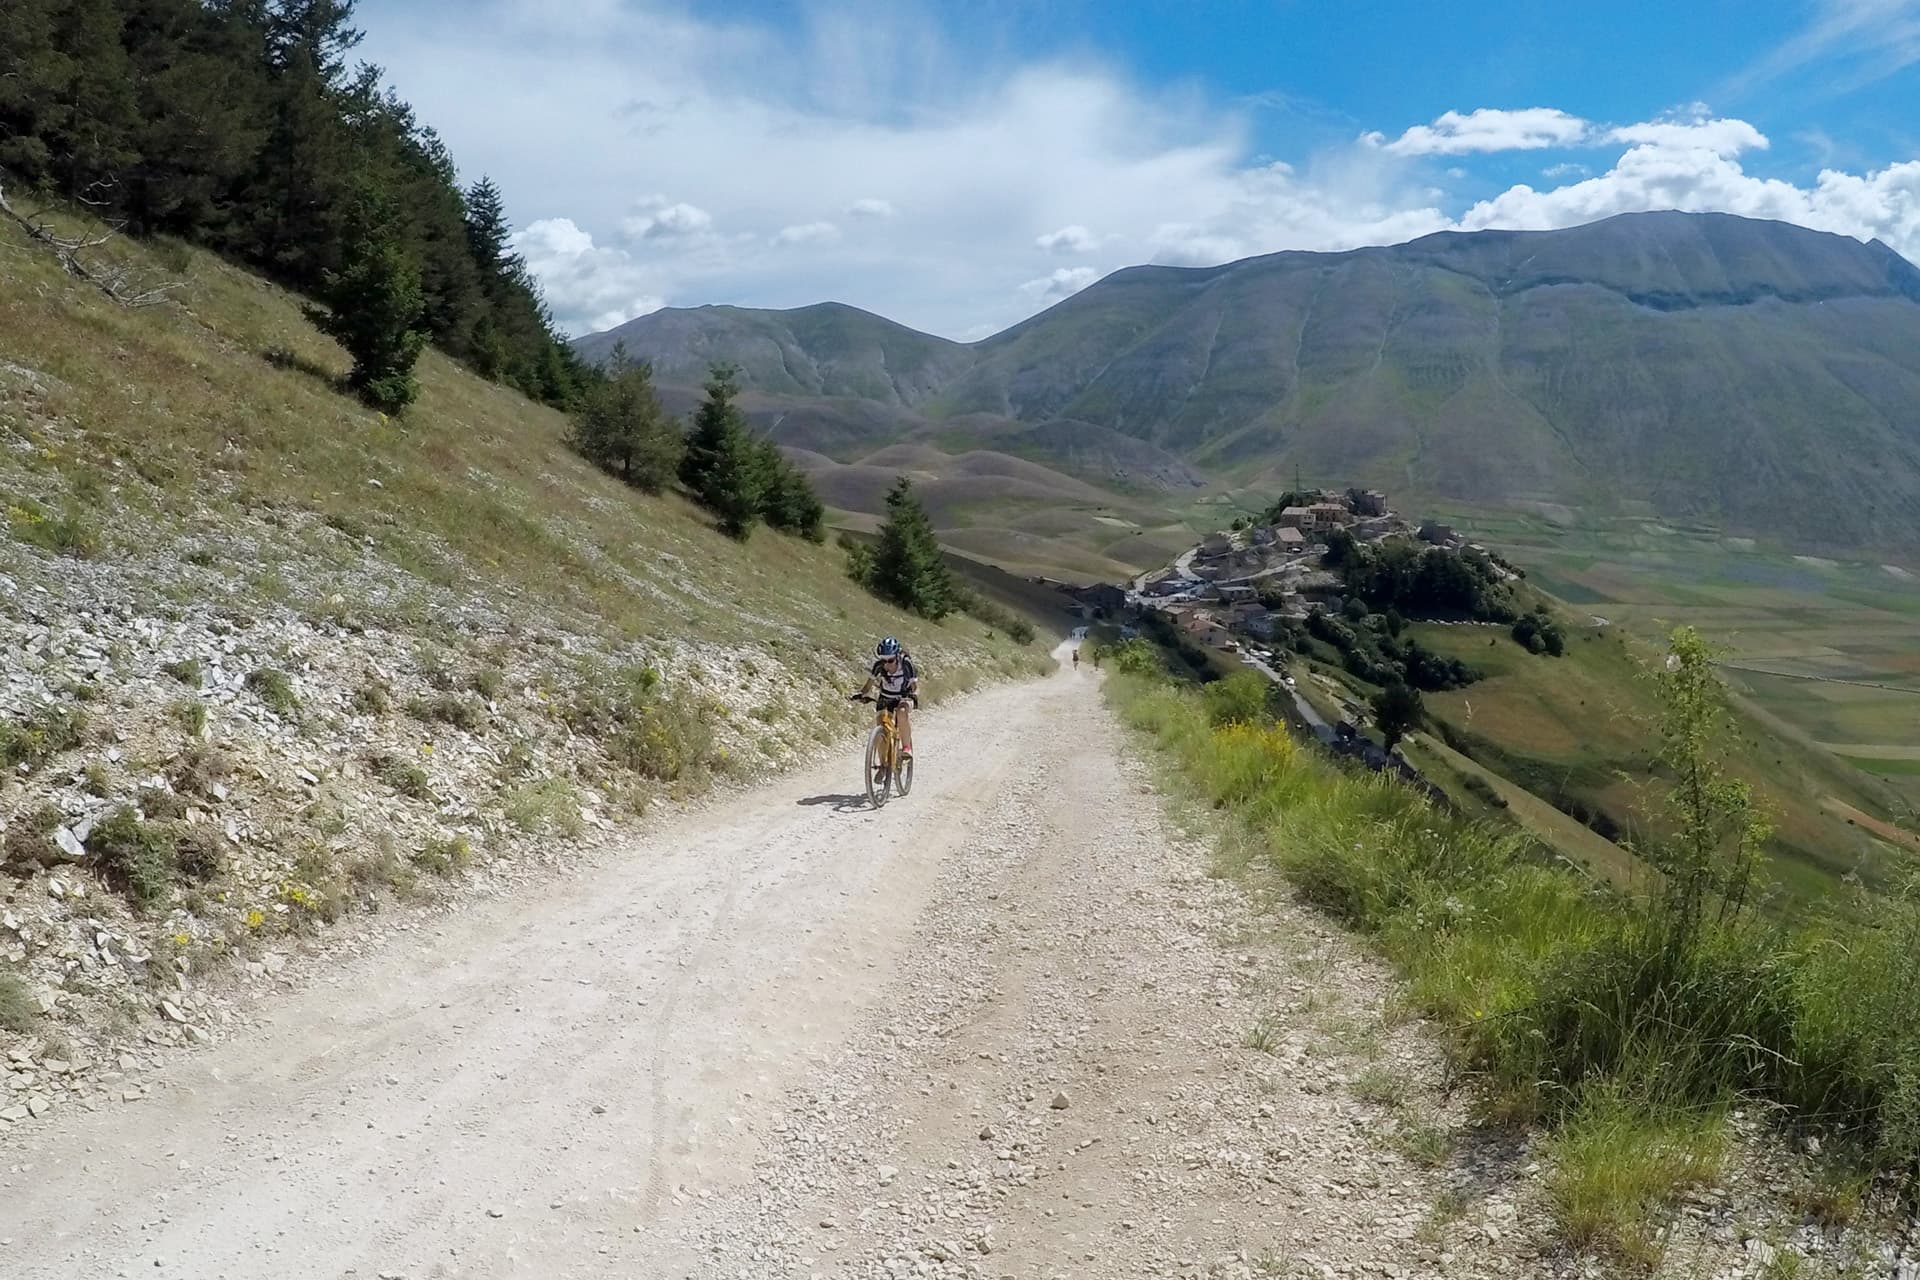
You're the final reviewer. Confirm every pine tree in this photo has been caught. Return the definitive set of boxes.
[0,0,583,411]
[679,365,763,539]
[464,176,516,277]
[572,342,681,491]
[306,187,429,412]
[748,437,825,541]
[1369,681,1423,752]
[870,475,955,618]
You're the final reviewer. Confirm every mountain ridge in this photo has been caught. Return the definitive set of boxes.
[579,211,1920,555]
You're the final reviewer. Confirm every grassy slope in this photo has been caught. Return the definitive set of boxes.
[0,223,1041,685]
[1408,621,1912,899]
[1434,506,1920,813]
[0,220,1050,1061]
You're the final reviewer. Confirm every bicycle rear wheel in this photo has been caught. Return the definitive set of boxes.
[863,726,890,808]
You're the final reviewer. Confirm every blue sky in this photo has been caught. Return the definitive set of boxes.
[357,0,1920,339]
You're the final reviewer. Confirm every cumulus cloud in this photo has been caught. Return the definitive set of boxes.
[513,218,664,334]
[621,196,714,241]
[1460,146,1920,248]
[773,220,841,245]
[1035,224,1098,253]
[359,2,1920,339]
[1368,107,1592,156]
[1019,266,1100,301]
[1603,112,1768,157]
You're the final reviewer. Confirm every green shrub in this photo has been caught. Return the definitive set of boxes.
[350,679,391,715]
[468,666,505,699]
[170,742,232,796]
[412,834,472,875]
[88,807,176,913]
[1101,638,1163,677]
[161,657,204,686]
[0,971,38,1033]
[245,666,299,716]
[369,751,433,800]
[2,804,63,868]
[5,497,101,558]
[503,777,583,836]
[563,665,712,781]
[609,702,712,781]
[0,704,88,771]
[405,691,488,733]
[282,846,351,924]
[1201,671,1274,727]
[1544,1088,1725,1266]
[173,829,228,883]
[138,786,189,821]
[170,697,209,736]
[956,589,1037,645]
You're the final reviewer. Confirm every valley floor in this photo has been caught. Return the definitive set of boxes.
[8,657,1540,1278]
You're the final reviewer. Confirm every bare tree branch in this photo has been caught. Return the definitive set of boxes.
[0,171,185,309]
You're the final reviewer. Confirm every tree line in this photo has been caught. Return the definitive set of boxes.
[572,351,823,543]
[0,0,587,411]
[575,360,1034,642]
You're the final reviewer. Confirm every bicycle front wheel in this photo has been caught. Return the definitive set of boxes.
[895,747,913,797]
[864,726,890,808]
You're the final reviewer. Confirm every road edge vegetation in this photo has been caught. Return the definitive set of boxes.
[1099,632,1920,1268]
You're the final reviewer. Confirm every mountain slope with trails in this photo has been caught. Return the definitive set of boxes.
[588,211,1920,556]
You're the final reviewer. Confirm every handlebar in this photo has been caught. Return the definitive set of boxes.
[849,693,919,706]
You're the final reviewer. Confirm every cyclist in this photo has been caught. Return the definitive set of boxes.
[1072,648,1080,669]
[851,637,918,759]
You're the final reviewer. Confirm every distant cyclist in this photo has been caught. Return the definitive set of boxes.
[1072,648,1080,669]
[851,637,918,758]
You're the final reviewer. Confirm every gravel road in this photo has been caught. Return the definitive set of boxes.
[3,653,1524,1279]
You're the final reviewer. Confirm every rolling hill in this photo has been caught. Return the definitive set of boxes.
[584,211,1920,559]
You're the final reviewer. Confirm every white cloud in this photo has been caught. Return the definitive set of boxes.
[1367,107,1592,156]
[358,3,1920,340]
[1459,144,1920,254]
[773,220,841,245]
[513,218,664,334]
[1019,266,1100,301]
[621,196,714,241]
[1035,224,1098,253]
[1724,0,1920,97]
[1603,113,1768,157]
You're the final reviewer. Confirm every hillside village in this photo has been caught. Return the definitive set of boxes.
[1063,487,1498,656]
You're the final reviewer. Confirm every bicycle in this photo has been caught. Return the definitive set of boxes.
[850,693,915,808]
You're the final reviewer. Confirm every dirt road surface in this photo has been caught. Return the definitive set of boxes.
[4,652,1515,1279]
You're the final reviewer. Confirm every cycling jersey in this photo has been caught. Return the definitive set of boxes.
[870,653,917,699]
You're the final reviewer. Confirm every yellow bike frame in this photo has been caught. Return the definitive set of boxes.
[873,705,900,773]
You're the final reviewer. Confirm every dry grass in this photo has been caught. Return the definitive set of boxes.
[0,212,1047,711]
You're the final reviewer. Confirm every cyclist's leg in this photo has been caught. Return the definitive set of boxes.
[897,702,912,755]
